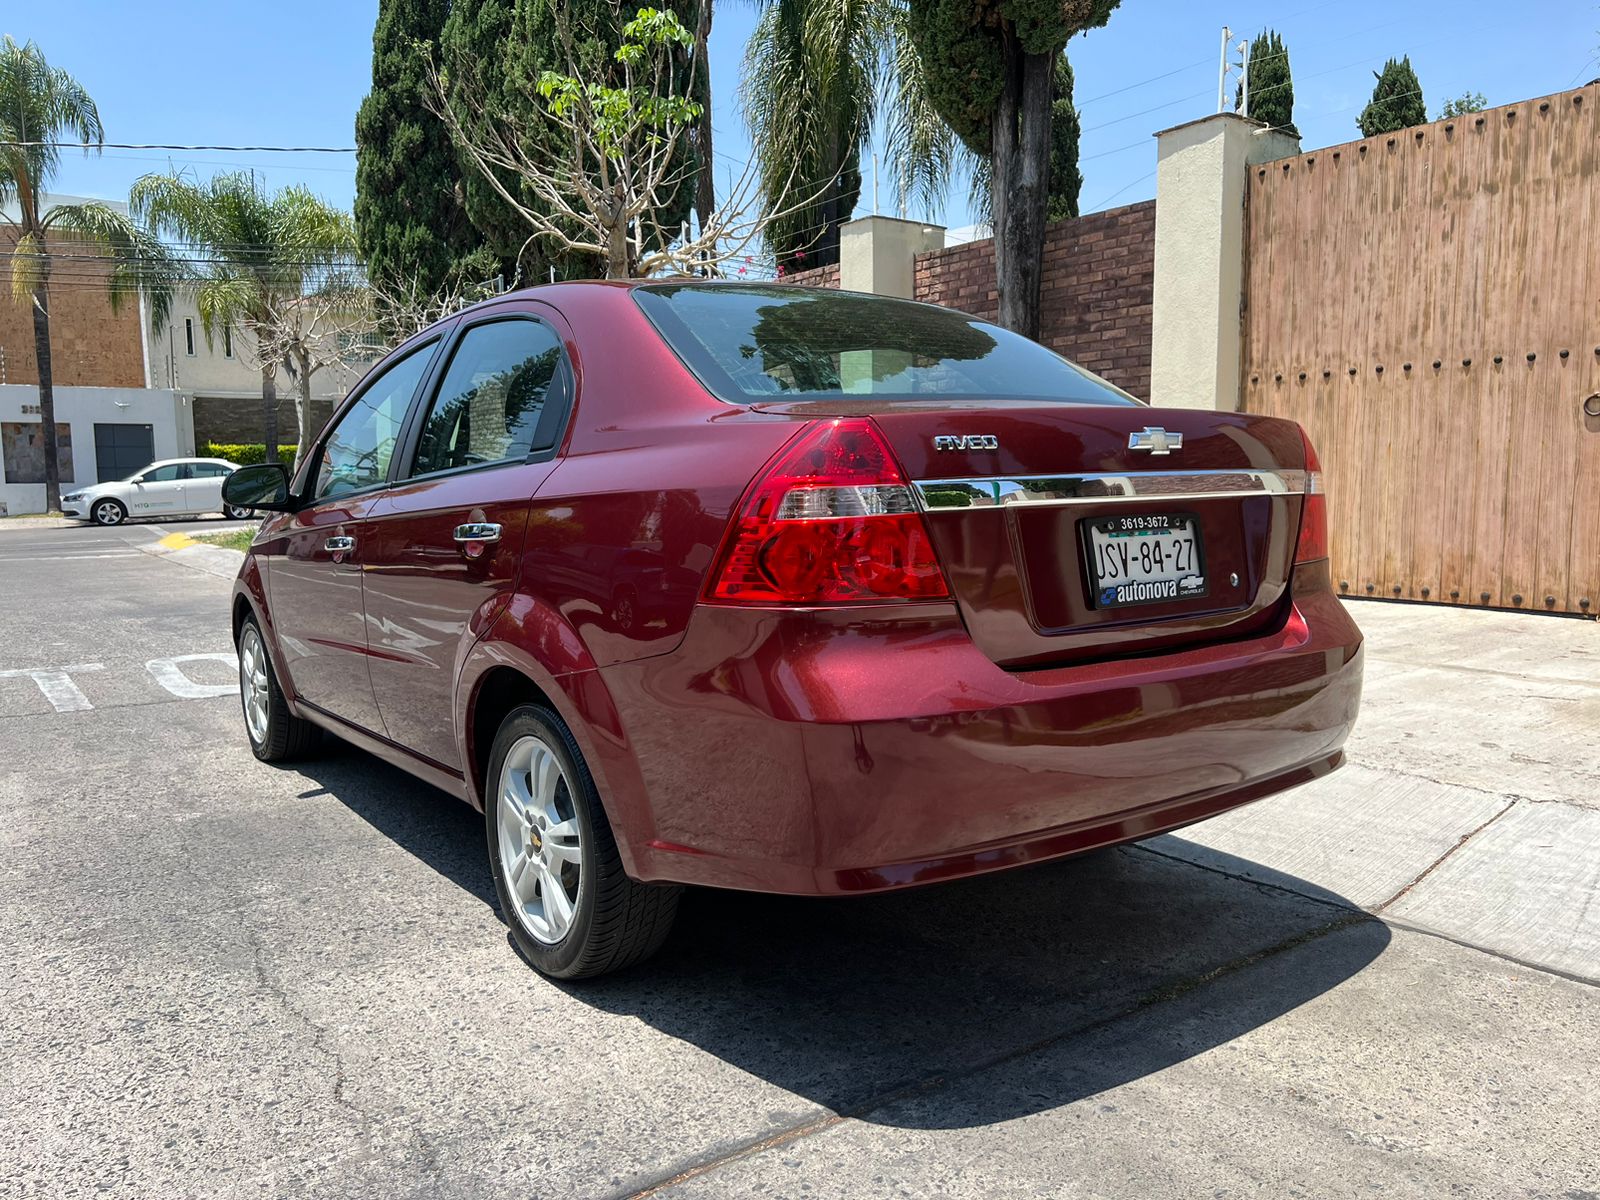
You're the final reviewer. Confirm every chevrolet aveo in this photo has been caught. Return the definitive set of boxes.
[223,282,1363,979]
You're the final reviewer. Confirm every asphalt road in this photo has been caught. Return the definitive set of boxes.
[1,521,1595,1198]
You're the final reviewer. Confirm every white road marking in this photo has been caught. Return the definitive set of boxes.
[0,552,142,561]
[0,664,106,713]
[145,654,240,700]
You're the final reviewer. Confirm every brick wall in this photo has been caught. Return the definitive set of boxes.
[193,394,335,450]
[776,263,840,288]
[913,200,1155,400]
[0,230,146,388]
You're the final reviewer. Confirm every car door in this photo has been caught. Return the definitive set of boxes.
[127,463,188,516]
[184,462,230,514]
[267,337,442,733]
[361,310,575,772]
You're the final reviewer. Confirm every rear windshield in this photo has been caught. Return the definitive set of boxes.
[633,284,1139,406]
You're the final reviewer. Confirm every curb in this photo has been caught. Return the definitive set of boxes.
[139,532,246,580]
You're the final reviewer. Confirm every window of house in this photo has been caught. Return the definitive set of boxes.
[407,320,567,479]
[184,319,196,357]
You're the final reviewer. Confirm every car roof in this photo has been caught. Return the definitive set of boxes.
[143,457,236,469]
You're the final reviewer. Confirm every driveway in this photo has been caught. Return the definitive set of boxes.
[1,521,1595,1198]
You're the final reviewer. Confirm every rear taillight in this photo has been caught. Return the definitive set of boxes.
[705,418,951,604]
[1295,429,1328,563]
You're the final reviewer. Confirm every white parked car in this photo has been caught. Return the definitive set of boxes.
[61,458,252,526]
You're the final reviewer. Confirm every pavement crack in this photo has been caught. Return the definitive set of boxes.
[1127,843,1359,914]
[244,926,361,1123]
[1373,798,1519,914]
[611,911,1371,1200]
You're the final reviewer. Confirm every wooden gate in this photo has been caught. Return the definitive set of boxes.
[1241,84,1600,616]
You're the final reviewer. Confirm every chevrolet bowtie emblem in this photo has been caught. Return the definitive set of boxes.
[1128,426,1182,455]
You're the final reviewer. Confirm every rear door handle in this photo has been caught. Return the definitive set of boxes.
[453,523,502,544]
[325,536,355,552]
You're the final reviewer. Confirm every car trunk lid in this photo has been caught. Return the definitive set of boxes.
[748,399,1312,669]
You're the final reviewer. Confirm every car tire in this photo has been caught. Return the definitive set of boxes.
[485,704,679,979]
[237,616,319,762]
[91,499,127,526]
[223,504,252,520]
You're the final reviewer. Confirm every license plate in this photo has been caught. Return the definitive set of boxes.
[1085,514,1207,607]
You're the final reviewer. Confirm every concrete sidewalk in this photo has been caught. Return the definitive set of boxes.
[1165,600,1600,982]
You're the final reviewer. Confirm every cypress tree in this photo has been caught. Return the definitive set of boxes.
[354,0,479,294]
[908,0,1121,338]
[1238,29,1298,138]
[1046,55,1082,221]
[1357,55,1427,137]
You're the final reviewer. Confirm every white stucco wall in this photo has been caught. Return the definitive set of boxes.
[1149,113,1299,410]
[145,292,362,403]
[839,215,945,298]
[0,385,193,515]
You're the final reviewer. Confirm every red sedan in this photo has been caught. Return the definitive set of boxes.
[222,282,1362,979]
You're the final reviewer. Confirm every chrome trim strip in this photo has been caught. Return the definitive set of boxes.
[913,469,1310,510]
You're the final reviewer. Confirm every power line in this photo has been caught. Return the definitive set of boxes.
[0,140,356,153]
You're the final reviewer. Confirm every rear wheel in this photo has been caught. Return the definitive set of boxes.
[485,704,678,979]
[91,499,126,526]
[237,617,319,762]
[223,503,252,520]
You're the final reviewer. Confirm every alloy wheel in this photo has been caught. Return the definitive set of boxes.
[94,501,123,525]
[238,627,270,747]
[496,734,583,945]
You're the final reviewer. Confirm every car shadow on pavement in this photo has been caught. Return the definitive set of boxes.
[307,744,1390,1132]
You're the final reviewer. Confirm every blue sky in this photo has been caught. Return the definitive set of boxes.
[11,0,1596,236]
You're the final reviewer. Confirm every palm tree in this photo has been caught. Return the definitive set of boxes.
[131,171,357,467]
[742,0,954,272]
[1,36,177,511]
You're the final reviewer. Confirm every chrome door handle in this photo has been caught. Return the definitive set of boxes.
[453,523,502,544]
[324,536,355,552]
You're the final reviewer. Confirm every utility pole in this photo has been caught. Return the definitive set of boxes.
[1237,36,1250,115]
[1217,26,1231,112]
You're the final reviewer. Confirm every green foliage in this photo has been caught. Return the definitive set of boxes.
[1437,91,1487,119]
[0,37,180,322]
[1046,55,1081,221]
[1357,55,1426,137]
[204,442,301,466]
[131,170,356,340]
[742,0,881,269]
[440,0,704,282]
[438,0,539,280]
[908,0,1118,156]
[537,8,702,160]
[355,0,482,295]
[1238,29,1298,137]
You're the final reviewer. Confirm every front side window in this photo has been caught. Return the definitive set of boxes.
[143,464,184,483]
[408,320,566,478]
[633,283,1140,406]
[314,341,435,500]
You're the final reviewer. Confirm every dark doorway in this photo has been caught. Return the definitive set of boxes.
[93,423,155,483]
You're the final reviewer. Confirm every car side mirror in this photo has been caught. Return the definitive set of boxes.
[130,476,146,485]
[222,462,293,512]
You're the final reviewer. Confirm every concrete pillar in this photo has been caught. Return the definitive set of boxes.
[1149,113,1300,410]
[838,215,945,299]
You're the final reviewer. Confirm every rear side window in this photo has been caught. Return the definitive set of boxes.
[633,284,1139,406]
[191,463,231,478]
[408,319,567,478]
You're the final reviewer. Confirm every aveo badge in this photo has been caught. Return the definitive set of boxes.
[933,434,1000,451]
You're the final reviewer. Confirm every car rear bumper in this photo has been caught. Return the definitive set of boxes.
[597,560,1363,896]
